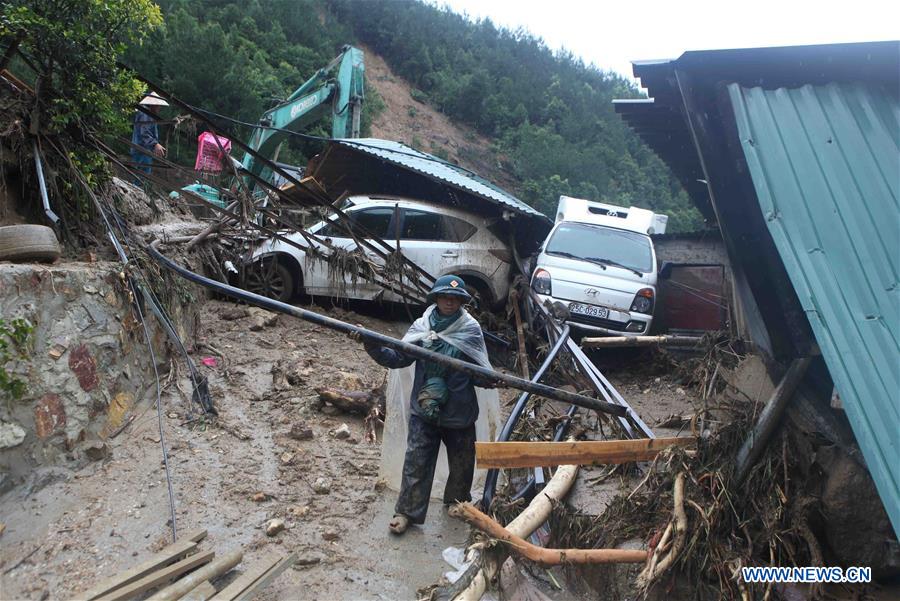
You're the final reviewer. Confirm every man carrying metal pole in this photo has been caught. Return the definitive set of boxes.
[352,275,496,535]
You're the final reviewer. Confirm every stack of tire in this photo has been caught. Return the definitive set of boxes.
[0,225,61,262]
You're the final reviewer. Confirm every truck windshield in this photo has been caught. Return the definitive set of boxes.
[545,222,653,274]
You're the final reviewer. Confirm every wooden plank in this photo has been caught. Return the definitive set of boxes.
[232,554,297,601]
[93,550,215,601]
[76,530,208,601]
[475,437,696,468]
[207,556,281,601]
[147,551,242,601]
[179,581,216,601]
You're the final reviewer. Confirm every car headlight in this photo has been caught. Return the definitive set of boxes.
[531,268,552,295]
[630,288,654,314]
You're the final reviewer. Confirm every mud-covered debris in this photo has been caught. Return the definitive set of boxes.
[0,522,5,537]
[249,308,279,331]
[289,505,310,518]
[265,518,285,536]
[272,360,309,389]
[313,477,331,494]
[252,492,271,503]
[322,529,340,541]
[81,441,110,461]
[333,424,351,439]
[292,554,322,567]
[280,452,295,465]
[317,387,379,415]
[219,306,250,321]
[288,423,314,440]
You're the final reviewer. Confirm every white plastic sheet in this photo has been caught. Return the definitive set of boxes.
[379,356,502,499]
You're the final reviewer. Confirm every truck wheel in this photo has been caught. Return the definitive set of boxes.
[244,258,295,303]
[0,225,61,263]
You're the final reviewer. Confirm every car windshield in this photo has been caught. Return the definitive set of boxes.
[545,222,653,274]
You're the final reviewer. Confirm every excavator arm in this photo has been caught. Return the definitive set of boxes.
[241,44,364,188]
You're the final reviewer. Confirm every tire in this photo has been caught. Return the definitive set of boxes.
[243,257,295,303]
[458,276,494,311]
[0,225,61,263]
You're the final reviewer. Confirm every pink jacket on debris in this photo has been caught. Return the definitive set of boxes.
[194,131,232,172]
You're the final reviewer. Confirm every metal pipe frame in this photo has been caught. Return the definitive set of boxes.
[481,325,571,508]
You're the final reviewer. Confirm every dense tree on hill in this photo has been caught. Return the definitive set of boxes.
[327,0,702,231]
[126,0,703,231]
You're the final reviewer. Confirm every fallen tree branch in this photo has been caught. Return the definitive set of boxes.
[316,387,378,415]
[450,464,579,601]
[449,503,647,566]
[637,472,687,589]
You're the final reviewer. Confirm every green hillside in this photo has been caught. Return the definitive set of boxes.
[127,0,703,231]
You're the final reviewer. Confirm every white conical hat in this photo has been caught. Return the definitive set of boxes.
[139,91,169,106]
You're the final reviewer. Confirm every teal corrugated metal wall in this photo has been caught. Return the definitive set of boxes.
[728,82,900,535]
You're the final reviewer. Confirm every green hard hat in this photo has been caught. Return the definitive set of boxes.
[427,274,472,303]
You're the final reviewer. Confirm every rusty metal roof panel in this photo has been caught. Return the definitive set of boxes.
[728,80,900,533]
[334,138,549,222]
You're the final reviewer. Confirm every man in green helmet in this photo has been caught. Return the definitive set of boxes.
[354,275,493,534]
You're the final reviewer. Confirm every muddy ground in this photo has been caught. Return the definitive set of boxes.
[0,297,700,601]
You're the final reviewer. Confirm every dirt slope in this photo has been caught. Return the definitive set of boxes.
[363,45,520,193]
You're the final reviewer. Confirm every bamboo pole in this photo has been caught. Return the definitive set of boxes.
[734,357,811,484]
[580,335,703,348]
[510,290,530,379]
[450,503,647,566]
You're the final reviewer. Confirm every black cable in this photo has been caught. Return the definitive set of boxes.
[147,238,628,416]
[47,138,180,542]
[129,276,179,542]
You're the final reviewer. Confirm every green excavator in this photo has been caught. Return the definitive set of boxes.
[182,44,364,205]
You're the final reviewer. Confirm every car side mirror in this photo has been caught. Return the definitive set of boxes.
[658,262,673,280]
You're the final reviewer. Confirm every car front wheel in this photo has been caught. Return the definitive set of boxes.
[244,258,295,303]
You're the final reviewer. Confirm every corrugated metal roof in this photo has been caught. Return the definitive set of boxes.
[728,81,900,534]
[335,138,549,222]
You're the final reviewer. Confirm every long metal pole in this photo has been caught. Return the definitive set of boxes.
[148,240,627,417]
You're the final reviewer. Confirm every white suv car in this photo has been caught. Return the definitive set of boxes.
[243,196,513,308]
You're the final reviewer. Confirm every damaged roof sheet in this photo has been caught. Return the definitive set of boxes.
[334,138,548,222]
[615,41,900,535]
[729,80,900,534]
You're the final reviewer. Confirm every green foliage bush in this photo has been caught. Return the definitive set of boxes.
[0,317,33,401]
[2,0,162,175]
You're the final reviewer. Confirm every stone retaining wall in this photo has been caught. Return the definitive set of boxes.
[0,261,198,492]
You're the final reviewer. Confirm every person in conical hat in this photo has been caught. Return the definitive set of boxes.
[352,275,497,534]
[130,92,168,184]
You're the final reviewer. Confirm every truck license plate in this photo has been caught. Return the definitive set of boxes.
[569,303,609,319]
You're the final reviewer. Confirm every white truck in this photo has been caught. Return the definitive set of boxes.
[531,196,668,336]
